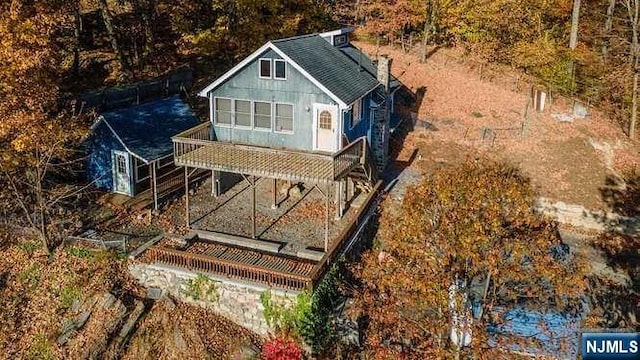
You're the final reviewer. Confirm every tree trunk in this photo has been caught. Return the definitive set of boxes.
[602,0,616,61]
[145,0,157,55]
[96,0,130,75]
[34,163,50,256]
[569,0,581,50]
[627,0,639,139]
[632,67,638,139]
[420,1,431,63]
[72,5,81,77]
[132,0,155,57]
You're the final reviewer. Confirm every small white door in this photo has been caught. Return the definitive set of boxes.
[112,150,132,196]
[313,104,337,152]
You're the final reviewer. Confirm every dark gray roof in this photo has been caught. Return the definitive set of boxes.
[100,96,200,163]
[339,45,402,92]
[272,35,381,105]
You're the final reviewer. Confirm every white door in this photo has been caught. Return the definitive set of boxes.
[313,104,337,152]
[112,151,132,195]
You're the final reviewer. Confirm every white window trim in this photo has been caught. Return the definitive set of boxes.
[258,58,272,79]
[334,34,347,46]
[273,59,287,81]
[350,98,363,129]
[213,96,233,128]
[233,99,253,130]
[134,158,150,183]
[274,102,294,134]
[253,101,273,132]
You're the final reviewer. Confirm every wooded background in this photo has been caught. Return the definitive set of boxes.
[0,0,638,252]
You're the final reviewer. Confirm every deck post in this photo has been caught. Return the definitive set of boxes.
[251,175,257,239]
[151,162,158,210]
[271,178,278,209]
[325,182,330,251]
[185,166,190,227]
[211,170,219,197]
[335,180,343,219]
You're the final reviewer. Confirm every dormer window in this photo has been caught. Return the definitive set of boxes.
[274,59,286,80]
[259,58,271,78]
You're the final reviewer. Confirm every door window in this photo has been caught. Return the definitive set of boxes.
[319,110,332,130]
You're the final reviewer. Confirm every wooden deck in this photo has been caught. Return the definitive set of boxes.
[137,180,383,291]
[145,239,316,291]
[172,122,367,184]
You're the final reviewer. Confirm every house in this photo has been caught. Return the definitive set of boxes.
[173,27,403,245]
[131,29,405,296]
[85,96,201,208]
[195,27,403,169]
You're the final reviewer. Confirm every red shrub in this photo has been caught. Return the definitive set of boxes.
[261,336,302,360]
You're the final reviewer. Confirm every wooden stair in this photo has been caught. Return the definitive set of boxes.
[347,139,378,193]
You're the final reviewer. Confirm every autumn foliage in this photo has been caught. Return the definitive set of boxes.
[351,160,588,358]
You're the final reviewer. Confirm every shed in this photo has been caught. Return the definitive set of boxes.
[86,96,201,200]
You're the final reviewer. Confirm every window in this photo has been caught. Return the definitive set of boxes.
[274,59,286,80]
[275,103,293,133]
[235,100,252,128]
[319,111,332,130]
[259,58,271,78]
[351,99,362,128]
[116,154,127,174]
[254,101,272,130]
[334,34,347,46]
[215,98,232,126]
[135,158,149,182]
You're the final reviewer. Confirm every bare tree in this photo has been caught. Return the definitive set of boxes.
[0,140,94,255]
[570,0,581,50]
[96,0,130,76]
[603,0,616,61]
[622,0,639,139]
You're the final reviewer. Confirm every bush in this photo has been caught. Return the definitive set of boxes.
[261,261,343,355]
[182,274,219,302]
[261,336,302,360]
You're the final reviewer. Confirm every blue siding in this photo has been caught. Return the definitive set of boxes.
[344,92,373,142]
[488,307,581,359]
[86,122,126,192]
[209,49,335,152]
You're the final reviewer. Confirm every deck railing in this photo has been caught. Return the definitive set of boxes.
[332,137,364,179]
[172,122,372,183]
[309,180,383,289]
[146,246,313,291]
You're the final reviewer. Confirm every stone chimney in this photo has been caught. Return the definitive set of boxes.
[377,55,391,91]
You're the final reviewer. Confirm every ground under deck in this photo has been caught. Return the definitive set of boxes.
[185,176,360,255]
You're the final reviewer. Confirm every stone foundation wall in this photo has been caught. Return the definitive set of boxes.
[129,263,297,335]
[534,197,639,235]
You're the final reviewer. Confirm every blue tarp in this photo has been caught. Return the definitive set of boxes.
[488,306,582,359]
[99,96,200,163]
